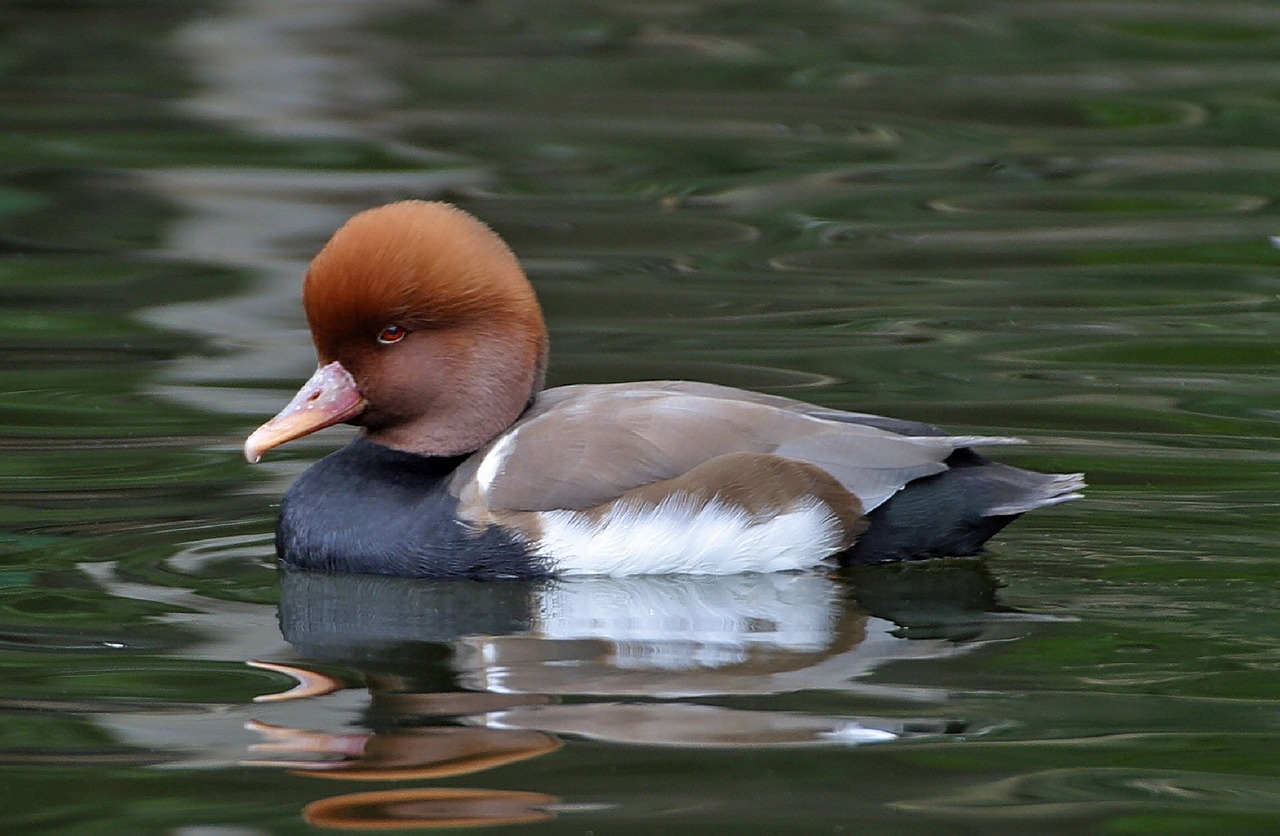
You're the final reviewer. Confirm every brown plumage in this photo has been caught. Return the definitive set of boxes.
[245,200,1084,577]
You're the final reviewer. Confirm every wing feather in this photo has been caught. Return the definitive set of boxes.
[452,383,1011,515]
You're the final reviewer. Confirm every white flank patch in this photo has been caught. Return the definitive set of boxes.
[474,431,517,494]
[535,495,844,576]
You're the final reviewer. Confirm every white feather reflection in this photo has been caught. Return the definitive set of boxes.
[434,571,994,747]
[454,573,975,702]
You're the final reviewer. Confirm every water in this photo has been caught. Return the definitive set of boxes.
[3,0,1280,832]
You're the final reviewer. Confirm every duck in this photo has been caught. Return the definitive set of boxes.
[244,200,1083,578]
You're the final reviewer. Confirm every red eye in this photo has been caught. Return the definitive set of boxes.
[377,324,407,345]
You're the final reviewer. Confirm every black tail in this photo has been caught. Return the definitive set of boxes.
[841,449,1083,565]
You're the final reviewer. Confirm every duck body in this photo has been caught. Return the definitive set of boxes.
[248,201,1083,578]
[275,378,1082,578]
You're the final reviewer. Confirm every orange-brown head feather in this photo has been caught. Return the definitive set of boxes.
[304,201,546,365]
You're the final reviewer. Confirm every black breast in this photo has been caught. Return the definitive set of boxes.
[276,436,546,578]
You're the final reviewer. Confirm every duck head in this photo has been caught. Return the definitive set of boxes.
[244,201,548,462]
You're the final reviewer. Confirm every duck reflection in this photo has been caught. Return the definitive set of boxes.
[270,563,1011,745]
[254,562,1015,827]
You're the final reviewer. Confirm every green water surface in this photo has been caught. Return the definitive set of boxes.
[2,1,1279,833]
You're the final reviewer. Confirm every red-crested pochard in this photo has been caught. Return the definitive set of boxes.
[245,201,1083,578]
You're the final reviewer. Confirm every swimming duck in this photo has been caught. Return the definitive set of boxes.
[245,201,1083,578]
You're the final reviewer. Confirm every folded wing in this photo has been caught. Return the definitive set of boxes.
[453,382,1026,516]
